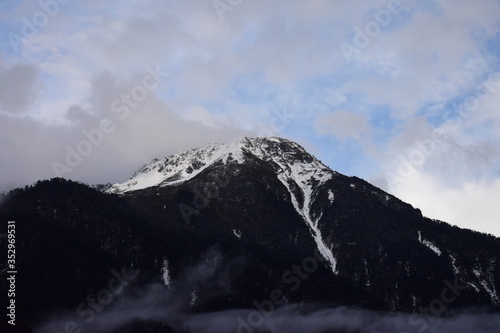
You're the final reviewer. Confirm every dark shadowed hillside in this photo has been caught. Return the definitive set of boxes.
[1,137,499,332]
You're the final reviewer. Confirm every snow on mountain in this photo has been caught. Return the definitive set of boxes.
[107,137,331,193]
[418,231,442,256]
[108,137,339,274]
[473,267,499,304]
[107,140,244,193]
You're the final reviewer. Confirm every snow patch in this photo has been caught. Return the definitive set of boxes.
[233,229,242,239]
[190,290,197,307]
[467,281,481,293]
[449,255,460,275]
[114,169,165,192]
[418,231,442,256]
[473,268,499,304]
[328,190,335,202]
[161,259,171,289]
[363,259,370,287]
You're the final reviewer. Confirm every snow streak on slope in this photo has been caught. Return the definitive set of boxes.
[418,231,442,256]
[240,138,338,274]
[473,267,499,304]
[107,137,339,274]
[269,158,337,273]
[161,259,171,289]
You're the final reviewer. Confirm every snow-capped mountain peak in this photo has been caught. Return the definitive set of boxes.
[107,137,332,194]
[107,136,339,274]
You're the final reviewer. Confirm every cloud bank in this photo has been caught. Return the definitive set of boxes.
[0,0,499,235]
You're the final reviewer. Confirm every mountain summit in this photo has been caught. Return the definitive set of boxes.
[107,137,332,193]
[109,137,339,272]
[1,137,499,329]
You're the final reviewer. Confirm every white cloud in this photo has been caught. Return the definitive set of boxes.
[315,111,372,140]
[1,0,500,236]
[389,171,500,236]
[0,71,250,190]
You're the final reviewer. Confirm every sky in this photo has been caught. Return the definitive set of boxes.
[0,0,499,236]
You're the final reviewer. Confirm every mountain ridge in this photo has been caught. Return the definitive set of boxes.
[103,136,500,308]
[106,136,407,275]
[1,136,499,330]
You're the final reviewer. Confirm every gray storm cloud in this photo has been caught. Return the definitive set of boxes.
[0,62,39,113]
[0,69,250,192]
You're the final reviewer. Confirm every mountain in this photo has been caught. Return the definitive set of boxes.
[1,136,499,332]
